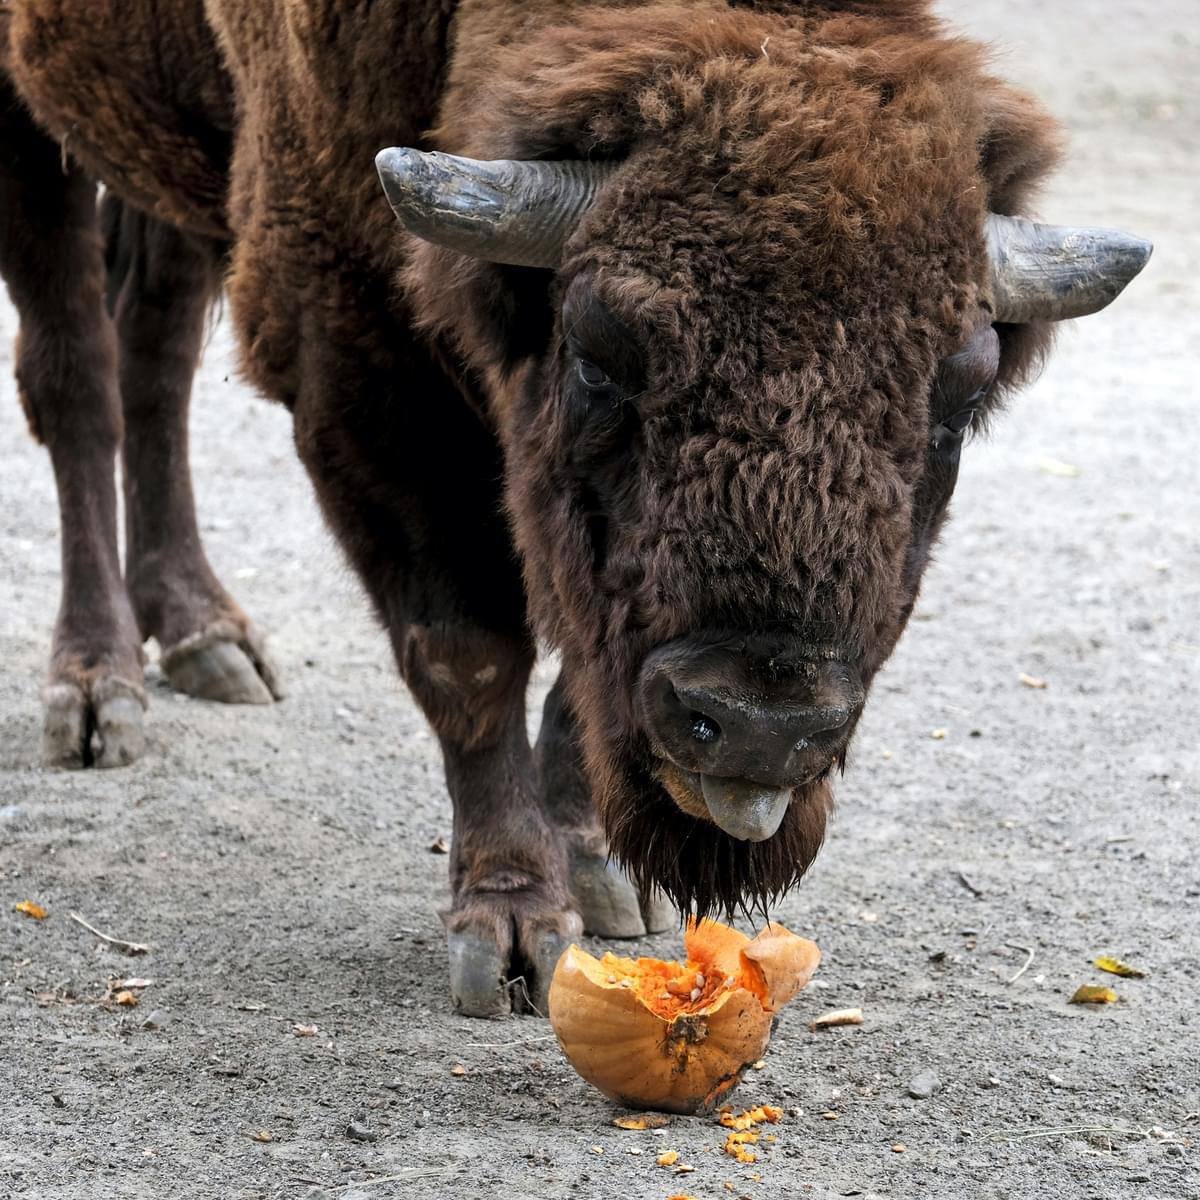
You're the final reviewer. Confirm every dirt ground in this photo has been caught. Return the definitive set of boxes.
[1,3,1197,1198]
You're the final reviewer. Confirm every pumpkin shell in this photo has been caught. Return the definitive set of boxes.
[548,921,820,1114]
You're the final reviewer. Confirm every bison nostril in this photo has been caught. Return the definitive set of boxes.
[689,713,720,744]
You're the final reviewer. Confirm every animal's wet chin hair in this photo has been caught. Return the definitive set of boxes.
[606,768,833,919]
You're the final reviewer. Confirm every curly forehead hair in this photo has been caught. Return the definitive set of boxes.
[417,0,1059,380]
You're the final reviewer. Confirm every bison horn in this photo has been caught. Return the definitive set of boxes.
[377,149,1152,321]
[375,147,617,269]
[986,213,1152,323]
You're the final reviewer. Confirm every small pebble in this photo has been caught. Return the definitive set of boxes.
[907,1070,940,1100]
[345,1119,377,1143]
[141,1010,168,1031]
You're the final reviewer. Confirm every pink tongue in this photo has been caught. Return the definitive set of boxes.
[699,776,791,842]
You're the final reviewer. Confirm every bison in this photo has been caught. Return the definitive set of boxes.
[0,0,1149,1016]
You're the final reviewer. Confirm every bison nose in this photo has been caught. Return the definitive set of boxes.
[637,642,864,789]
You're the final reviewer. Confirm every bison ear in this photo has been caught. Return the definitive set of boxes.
[376,147,618,268]
[986,213,1152,323]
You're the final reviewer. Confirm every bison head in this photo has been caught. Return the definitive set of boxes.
[381,6,1149,915]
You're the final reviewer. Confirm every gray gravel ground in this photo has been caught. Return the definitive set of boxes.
[1,3,1197,1198]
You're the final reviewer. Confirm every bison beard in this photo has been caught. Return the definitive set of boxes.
[608,767,835,920]
[1,0,1149,1016]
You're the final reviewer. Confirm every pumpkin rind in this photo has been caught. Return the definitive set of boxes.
[741,924,822,1012]
[548,945,771,1114]
[548,921,820,1114]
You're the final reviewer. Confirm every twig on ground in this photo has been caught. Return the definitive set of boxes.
[356,1170,456,1186]
[956,870,985,898]
[987,1125,1153,1144]
[463,1033,557,1049]
[68,911,150,955]
[1005,943,1035,984]
[504,975,544,1018]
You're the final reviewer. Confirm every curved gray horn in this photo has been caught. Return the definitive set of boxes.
[986,213,1152,323]
[375,147,618,268]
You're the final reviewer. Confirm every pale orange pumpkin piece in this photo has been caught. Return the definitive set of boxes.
[548,918,819,1114]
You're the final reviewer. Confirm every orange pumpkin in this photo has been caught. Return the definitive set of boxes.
[548,919,820,1114]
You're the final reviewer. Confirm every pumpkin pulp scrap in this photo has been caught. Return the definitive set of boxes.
[588,934,770,1021]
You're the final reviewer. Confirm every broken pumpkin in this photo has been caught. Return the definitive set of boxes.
[548,918,819,1114]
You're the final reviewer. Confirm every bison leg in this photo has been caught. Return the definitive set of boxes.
[538,674,675,937]
[288,328,578,1016]
[104,198,282,705]
[400,627,580,1017]
[0,84,146,767]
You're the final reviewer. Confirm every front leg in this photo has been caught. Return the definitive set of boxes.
[282,297,582,1017]
[403,626,581,1017]
[538,673,675,938]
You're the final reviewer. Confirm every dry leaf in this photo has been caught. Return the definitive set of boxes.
[249,1129,273,1143]
[1094,956,1146,979]
[1037,456,1081,477]
[810,1007,864,1031]
[14,900,48,920]
[668,1195,701,1200]
[613,1114,670,1130]
[1070,985,1118,1004]
[429,837,449,854]
[1018,673,1047,689]
[114,990,138,1007]
[293,1023,318,1037]
[657,1150,680,1167]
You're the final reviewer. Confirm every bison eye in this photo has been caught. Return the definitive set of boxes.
[929,384,989,454]
[930,411,973,454]
[942,407,976,434]
[576,358,614,391]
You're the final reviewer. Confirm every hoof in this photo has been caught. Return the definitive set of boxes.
[447,931,512,1019]
[570,852,678,938]
[444,902,582,1019]
[160,620,283,704]
[639,886,677,935]
[41,676,147,769]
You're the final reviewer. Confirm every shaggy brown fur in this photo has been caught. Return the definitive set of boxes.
[4,0,1069,1004]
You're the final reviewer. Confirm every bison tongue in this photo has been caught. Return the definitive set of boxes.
[699,775,792,842]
